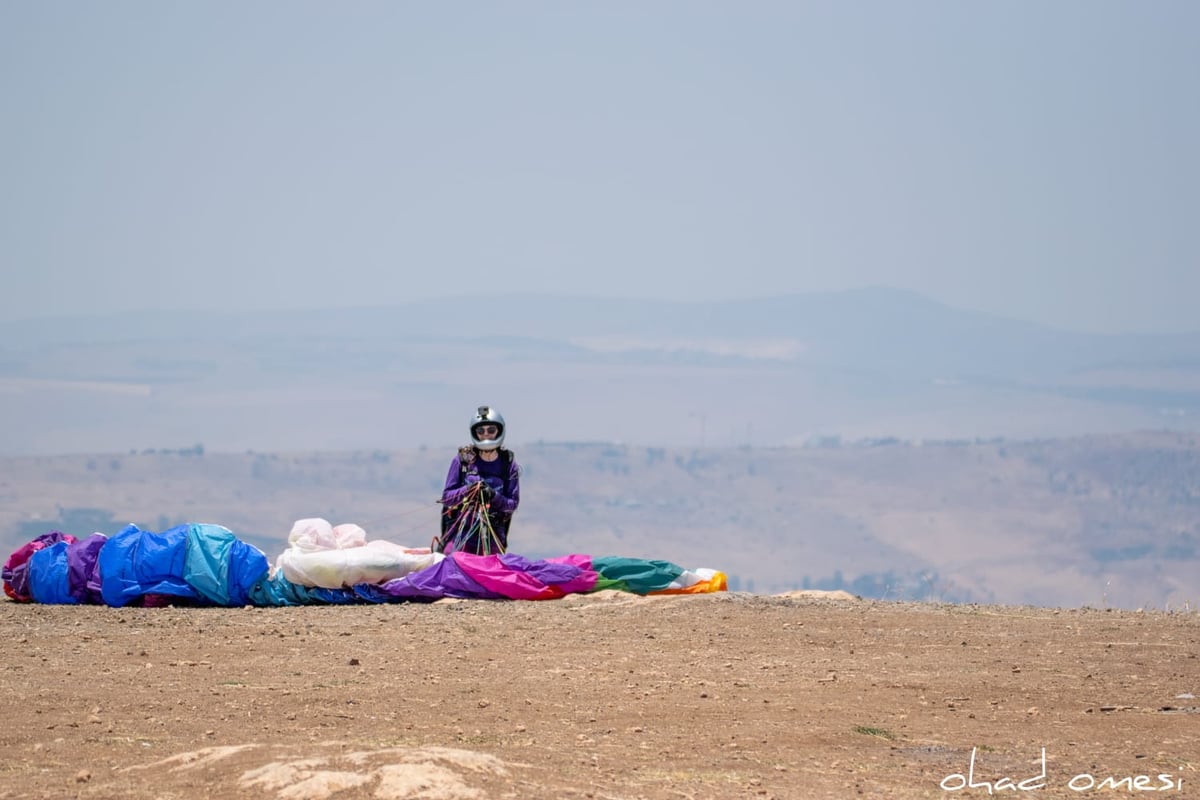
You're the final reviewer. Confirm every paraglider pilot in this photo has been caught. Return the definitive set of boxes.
[436,406,521,555]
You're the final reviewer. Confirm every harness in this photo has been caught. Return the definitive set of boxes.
[437,447,515,552]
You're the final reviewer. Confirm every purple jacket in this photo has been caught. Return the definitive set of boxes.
[440,447,520,553]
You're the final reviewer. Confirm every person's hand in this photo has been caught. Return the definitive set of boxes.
[479,483,496,503]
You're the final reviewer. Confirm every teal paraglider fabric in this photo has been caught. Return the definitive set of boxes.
[183,524,269,607]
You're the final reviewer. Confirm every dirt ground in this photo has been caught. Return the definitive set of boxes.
[1,592,1196,800]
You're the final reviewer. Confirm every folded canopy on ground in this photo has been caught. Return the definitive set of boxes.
[2,523,727,606]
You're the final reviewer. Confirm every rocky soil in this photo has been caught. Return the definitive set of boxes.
[1,592,1197,799]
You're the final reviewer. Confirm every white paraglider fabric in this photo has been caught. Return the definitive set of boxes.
[275,518,443,589]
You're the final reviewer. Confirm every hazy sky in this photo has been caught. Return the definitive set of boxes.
[2,2,1196,333]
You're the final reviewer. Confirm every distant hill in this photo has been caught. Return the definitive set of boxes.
[2,431,1197,610]
[7,287,1200,369]
[1,288,1198,454]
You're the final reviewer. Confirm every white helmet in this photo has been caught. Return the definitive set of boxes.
[470,406,506,451]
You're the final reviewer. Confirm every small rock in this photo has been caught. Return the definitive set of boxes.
[74,770,90,783]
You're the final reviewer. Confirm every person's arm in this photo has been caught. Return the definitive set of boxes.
[489,458,520,514]
[440,456,477,507]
